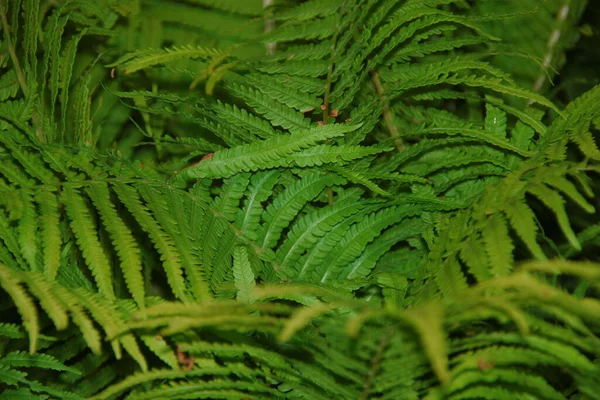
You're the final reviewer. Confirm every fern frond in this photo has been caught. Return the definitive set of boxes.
[38,189,61,281]
[112,182,190,302]
[172,123,360,180]
[232,246,256,304]
[225,82,313,130]
[87,182,145,308]
[260,171,346,251]
[62,185,115,299]
[108,45,223,75]
[0,265,39,353]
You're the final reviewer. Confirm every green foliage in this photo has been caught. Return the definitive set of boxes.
[0,0,599,398]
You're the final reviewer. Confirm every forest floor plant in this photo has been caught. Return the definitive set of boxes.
[0,0,599,399]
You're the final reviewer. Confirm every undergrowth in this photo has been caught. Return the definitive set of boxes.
[0,0,599,399]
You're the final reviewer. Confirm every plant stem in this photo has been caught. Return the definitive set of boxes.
[371,71,404,152]
[0,0,28,97]
[264,0,275,54]
[360,329,392,400]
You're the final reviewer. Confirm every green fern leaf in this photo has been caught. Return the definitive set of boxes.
[346,219,424,280]
[482,213,514,277]
[545,175,595,214]
[527,183,581,250]
[38,190,61,281]
[261,172,346,251]
[276,190,369,277]
[87,182,145,308]
[287,144,388,168]
[21,271,69,331]
[17,190,38,271]
[112,183,189,302]
[236,170,280,242]
[1,351,79,374]
[277,0,341,22]
[503,199,547,260]
[226,82,312,130]
[202,174,250,290]
[212,100,277,139]
[0,267,39,353]
[107,45,222,75]
[266,15,338,42]
[233,246,256,303]
[173,123,360,180]
[316,205,424,283]
[459,233,493,282]
[245,73,323,112]
[62,186,115,300]
[59,30,86,137]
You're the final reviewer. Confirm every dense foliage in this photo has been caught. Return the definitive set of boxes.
[1,0,599,398]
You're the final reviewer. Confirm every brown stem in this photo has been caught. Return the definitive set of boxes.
[360,329,392,400]
[371,71,404,152]
[0,0,28,96]
[264,0,276,55]
[532,2,570,93]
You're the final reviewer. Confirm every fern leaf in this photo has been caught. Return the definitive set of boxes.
[527,183,581,250]
[21,271,69,331]
[0,265,39,353]
[261,172,346,250]
[545,175,595,214]
[233,246,256,303]
[71,287,147,371]
[432,256,469,297]
[482,213,514,277]
[277,192,368,276]
[62,186,115,300]
[406,126,531,157]
[87,182,145,308]
[315,205,423,283]
[0,323,24,339]
[570,125,600,160]
[139,334,179,370]
[331,165,393,196]
[459,233,493,282]
[269,74,326,96]
[486,96,547,137]
[447,75,561,114]
[112,183,189,302]
[503,199,547,260]
[448,368,565,400]
[287,144,388,168]
[202,174,250,290]
[0,213,27,269]
[212,100,277,139]
[0,139,58,184]
[236,170,280,242]
[404,304,449,385]
[108,45,222,75]
[38,190,61,281]
[0,158,35,187]
[59,30,86,137]
[225,82,312,130]
[1,351,79,374]
[292,202,383,281]
[17,190,38,271]
[256,59,330,78]
[172,123,360,180]
[149,185,211,301]
[277,0,341,22]
[265,15,338,42]
[346,219,424,280]
[52,286,102,355]
[245,73,323,112]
